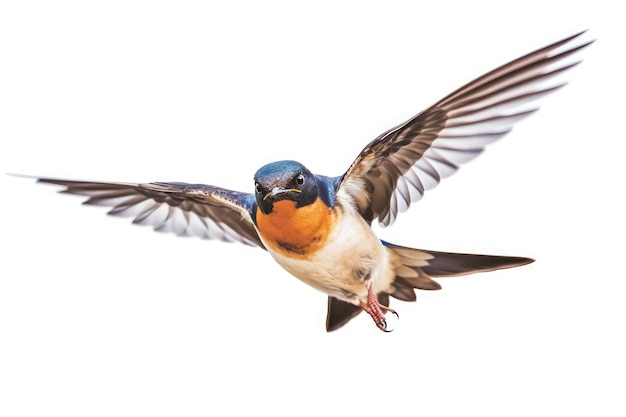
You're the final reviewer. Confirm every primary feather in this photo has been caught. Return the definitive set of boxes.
[338,31,592,226]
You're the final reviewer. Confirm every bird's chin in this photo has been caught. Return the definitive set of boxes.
[258,194,293,214]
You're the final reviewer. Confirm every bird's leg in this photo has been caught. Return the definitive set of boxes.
[359,283,398,332]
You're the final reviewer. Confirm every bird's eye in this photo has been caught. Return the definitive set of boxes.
[295,174,305,186]
[255,183,263,194]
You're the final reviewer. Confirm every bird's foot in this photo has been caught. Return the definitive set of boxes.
[359,284,398,332]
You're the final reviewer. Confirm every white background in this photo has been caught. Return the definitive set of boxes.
[1,1,624,416]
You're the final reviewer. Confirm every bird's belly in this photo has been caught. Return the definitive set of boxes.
[262,214,395,303]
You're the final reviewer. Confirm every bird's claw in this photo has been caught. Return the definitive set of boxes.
[360,284,399,332]
[380,319,393,333]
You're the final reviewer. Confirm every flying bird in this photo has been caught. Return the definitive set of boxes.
[19,32,592,332]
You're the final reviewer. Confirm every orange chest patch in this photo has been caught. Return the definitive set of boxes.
[255,198,337,258]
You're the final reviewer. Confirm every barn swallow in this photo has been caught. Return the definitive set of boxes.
[18,32,591,332]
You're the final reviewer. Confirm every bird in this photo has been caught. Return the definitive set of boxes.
[17,31,592,332]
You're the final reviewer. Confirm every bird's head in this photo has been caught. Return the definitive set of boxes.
[254,160,318,214]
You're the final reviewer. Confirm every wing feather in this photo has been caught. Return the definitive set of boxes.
[338,31,593,226]
[33,178,265,248]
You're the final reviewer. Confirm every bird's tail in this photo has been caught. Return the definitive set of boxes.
[384,242,534,302]
[325,242,533,331]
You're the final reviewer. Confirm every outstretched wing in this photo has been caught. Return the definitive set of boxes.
[33,177,265,248]
[338,31,592,226]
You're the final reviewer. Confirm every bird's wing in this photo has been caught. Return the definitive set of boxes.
[337,31,592,226]
[32,177,265,248]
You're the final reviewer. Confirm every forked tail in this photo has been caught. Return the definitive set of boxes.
[386,242,534,301]
[325,242,533,331]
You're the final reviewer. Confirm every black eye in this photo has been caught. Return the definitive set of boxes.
[255,183,263,193]
[295,174,305,186]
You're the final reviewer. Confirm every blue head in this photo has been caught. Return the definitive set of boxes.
[253,160,319,214]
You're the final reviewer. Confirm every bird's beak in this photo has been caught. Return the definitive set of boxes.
[263,187,302,201]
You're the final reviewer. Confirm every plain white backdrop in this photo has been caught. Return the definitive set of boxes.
[1,1,623,416]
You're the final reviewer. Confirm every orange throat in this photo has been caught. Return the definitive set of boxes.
[256,198,337,258]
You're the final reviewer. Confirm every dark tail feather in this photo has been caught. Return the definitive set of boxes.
[385,242,533,303]
[325,243,533,331]
[326,294,389,332]
[419,249,534,277]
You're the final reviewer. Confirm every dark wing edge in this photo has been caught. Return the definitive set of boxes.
[19,175,265,248]
[337,31,594,227]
